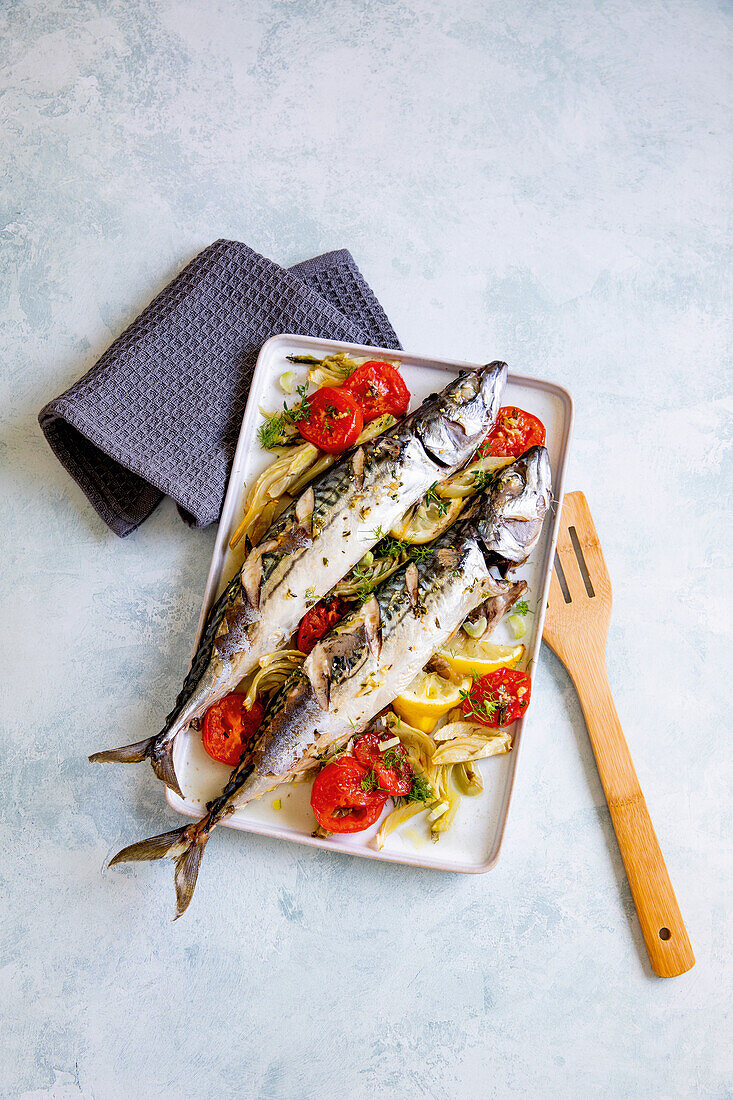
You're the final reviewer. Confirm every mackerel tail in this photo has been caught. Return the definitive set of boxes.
[89,734,182,794]
[109,818,212,919]
[108,763,254,919]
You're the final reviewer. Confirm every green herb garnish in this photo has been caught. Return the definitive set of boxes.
[257,415,288,450]
[256,384,311,451]
[360,769,379,793]
[354,580,376,605]
[424,482,449,517]
[382,749,404,770]
[408,545,433,562]
[473,468,493,491]
[459,686,500,722]
[375,535,405,560]
[395,772,433,806]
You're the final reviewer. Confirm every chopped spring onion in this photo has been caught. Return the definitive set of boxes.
[428,801,450,822]
[462,616,487,638]
[279,370,297,394]
[378,736,400,751]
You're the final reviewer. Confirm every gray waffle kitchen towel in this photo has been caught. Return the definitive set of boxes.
[38,240,400,537]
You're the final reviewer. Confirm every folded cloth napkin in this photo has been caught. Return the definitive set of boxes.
[38,240,400,537]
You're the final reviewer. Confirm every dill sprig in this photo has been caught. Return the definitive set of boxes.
[375,535,405,560]
[408,544,433,562]
[374,536,432,564]
[256,384,312,451]
[395,772,433,806]
[382,749,405,770]
[360,769,379,793]
[459,686,501,723]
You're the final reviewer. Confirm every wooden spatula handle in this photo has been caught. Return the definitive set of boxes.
[572,655,694,977]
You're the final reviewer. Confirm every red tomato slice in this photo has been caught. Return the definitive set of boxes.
[297,386,363,453]
[201,695,265,766]
[478,406,546,458]
[461,667,531,728]
[353,731,413,796]
[310,756,388,833]
[297,596,349,654]
[342,361,411,423]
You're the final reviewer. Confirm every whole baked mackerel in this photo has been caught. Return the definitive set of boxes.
[108,446,552,917]
[90,362,507,792]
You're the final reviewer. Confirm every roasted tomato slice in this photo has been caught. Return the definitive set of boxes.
[297,596,349,654]
[342,361,411,423]
[478,406,546,458]
[297,385,363,453]
[353,731,413,796]
[461,667,531,728]
[310,756,388,833]
[201,695,265,766]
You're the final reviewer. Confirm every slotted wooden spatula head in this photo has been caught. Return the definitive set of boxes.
[543,491,612,666]
[542,490,694,978]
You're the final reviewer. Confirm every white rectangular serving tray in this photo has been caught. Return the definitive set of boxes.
[167,334,573,872]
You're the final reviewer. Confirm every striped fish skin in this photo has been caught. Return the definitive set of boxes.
[90,361,507,792]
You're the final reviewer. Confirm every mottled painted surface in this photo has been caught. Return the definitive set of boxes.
[1,1,731,1097]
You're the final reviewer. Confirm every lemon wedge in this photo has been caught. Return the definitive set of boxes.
[437,636,525,678]
[392,671,464,733]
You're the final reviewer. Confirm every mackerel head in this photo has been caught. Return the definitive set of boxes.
[475,445,552,570]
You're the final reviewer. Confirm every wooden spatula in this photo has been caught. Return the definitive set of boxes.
[543,491,694,977]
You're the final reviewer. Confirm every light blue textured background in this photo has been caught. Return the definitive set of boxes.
[1,1,731,1097]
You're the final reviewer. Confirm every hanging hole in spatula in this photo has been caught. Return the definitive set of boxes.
[568,525,595,598]
[554,553,572,603]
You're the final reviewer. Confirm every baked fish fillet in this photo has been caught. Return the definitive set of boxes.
[91,361,507,792]
[108,447,552,916]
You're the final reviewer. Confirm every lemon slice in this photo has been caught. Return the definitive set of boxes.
[390,496,465,544]
[392,671,464,733]
[438,636,524,678]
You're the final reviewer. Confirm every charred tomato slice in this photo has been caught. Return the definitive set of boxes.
[478,406,546,458]
[353,731,413,796]
[201,695,265,766]
[342,361,410,423]
[310,756,388,833]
